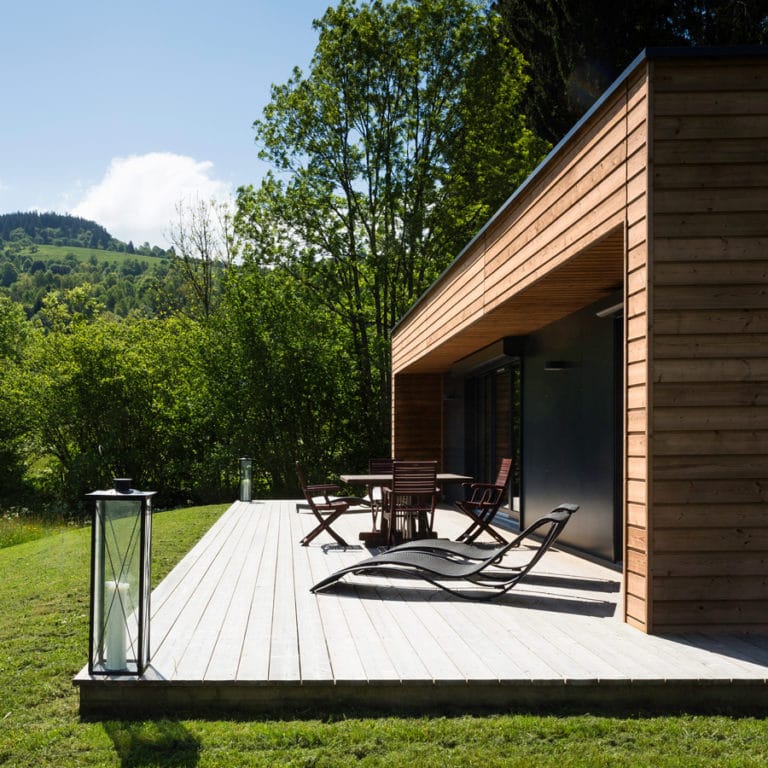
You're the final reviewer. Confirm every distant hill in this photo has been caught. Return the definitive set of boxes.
[0,211,169,257]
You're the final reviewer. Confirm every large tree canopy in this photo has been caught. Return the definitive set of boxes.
[495,0,768,143]
[236,0,548,453]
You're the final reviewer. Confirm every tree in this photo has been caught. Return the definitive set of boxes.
[0,260,17,287]
[236,0,548,453]
[20,310,218,508]
[166,197,236,319]
[494,0,768,143]
[208,263,363,495]
[0,296,33,500]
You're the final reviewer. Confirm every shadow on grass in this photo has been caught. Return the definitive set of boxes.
[104,720,200,768]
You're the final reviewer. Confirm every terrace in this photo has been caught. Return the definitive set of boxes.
[74,499,768,717]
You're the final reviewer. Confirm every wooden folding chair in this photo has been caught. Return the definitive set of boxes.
[382,460,437,546]
[365,457,393,531]
[295,461,353,547]
[455,458,513,545]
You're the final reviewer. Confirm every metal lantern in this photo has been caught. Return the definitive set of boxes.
[239,457,253,502]
[86,478,155,675]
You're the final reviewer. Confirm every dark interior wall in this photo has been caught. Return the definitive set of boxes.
[522,301,620,561]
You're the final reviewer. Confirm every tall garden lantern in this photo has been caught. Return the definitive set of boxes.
[86,478,155,675]
[239,457,253,502]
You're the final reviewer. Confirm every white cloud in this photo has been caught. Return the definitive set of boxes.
[70,152,233,247]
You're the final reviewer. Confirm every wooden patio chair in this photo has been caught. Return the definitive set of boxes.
[382,460,438,546]
[310,503,578,599]
[364,457,393,531]
[455,457,513,545]
[295,461,364,547]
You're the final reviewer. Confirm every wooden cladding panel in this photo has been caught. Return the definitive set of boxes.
[624,71,651,631]
[392,68,648,376]
[482,83,636,262]
[393,231,625,374]
[483,134,628,295]
[653,59,768,91]
[650,602,768,632]
[654,309,768,335]
[653,381,768,407]
[648,56,768,632]
[391,374,444,464]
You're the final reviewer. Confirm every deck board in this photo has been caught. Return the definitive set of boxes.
[237,502,280,680]
[75,500,768,716]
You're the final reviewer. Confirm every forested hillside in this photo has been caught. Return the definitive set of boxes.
[0,212,183,319]
[0,211,168,255]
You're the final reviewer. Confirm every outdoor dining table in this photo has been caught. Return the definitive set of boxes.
[340,471,472,545]
[339,472,472,485]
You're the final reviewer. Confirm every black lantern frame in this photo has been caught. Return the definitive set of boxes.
[86,479,155,675]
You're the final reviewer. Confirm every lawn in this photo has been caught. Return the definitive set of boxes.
[0,504,765,767]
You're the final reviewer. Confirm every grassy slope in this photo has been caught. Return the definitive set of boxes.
[0,505,765,768]
[13,243,167,267]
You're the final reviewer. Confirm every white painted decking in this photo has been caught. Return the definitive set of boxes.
[75,500,768,716]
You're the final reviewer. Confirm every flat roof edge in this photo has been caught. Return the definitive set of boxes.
[392,45,768,336]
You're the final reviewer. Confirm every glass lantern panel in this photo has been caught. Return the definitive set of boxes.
[139,499,153,671]
[97,498,142,673]
[240,459,253,502]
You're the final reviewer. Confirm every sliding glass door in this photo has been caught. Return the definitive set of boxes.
[465,361,521,514]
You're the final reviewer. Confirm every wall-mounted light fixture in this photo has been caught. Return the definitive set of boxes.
[596,301,624,318]
[544,361,573,372]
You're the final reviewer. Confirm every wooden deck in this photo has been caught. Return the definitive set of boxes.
[74,500,768,717]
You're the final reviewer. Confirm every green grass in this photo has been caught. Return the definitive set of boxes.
[0,504,765,767]
[0,512,82,549]
[17,243,167,267]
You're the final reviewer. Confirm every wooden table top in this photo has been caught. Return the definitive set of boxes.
[340,472,472,484]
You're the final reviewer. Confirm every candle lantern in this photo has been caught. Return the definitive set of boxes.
[239,457,253,502]
[86,478,155,675]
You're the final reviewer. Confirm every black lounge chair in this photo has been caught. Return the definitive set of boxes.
[311,503,578,599]
[381,536,506,561]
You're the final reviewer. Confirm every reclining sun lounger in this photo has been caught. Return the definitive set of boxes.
[310,503,578,600]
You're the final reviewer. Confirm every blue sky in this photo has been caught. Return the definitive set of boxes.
[1,0,332,246]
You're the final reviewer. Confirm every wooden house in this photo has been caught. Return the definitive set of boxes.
[390,48,768,634]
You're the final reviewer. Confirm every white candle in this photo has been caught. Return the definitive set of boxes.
[105,580,129,671]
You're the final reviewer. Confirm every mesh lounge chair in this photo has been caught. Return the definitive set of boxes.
[455,457,513,545]
[295,461,364,547]
[381,536,506,561]
[311,503,578,599]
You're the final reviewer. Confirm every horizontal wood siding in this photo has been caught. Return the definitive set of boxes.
[390,52,768,634]
[392,72,636,376]
[392,374,444,464]
[624,67,651,633]
[392,62,650,629]
[649,56,768,632]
